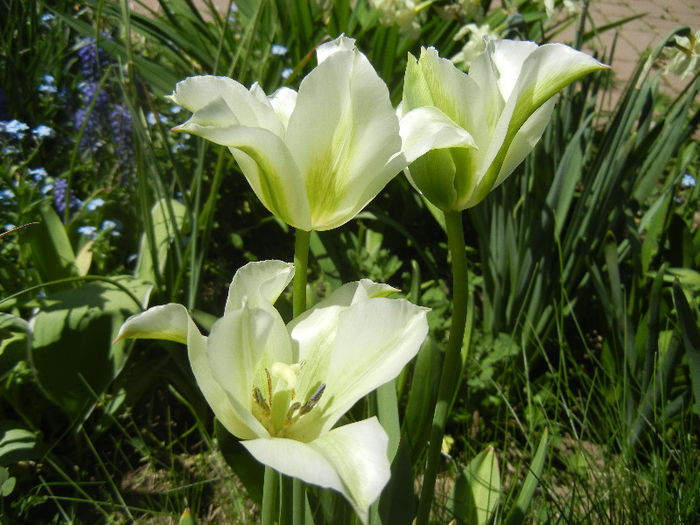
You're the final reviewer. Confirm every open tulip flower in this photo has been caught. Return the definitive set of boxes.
[116,260,428,522]
[399,39,607,211]
[169,36,406,231]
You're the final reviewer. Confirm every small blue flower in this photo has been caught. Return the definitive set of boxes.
[271,44,288,56]
[38,83,57,95]
[86,197,105,211]
[28,167,48,182]
[0,189,14,201]
[4,119,30,138]
[101,219,117,230]
[77,225,98,238]
[4,224,16,232]
[681,173,696,189]
[38,74,57,94]
[282,67,293,80]
[33,125,55,139]
[40,13,55,26]
[41,183,54,195]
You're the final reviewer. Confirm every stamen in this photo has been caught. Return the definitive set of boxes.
[299,383,326,415]
[285,402,302,424]
[253,386,270,415]
[265,368,272,405]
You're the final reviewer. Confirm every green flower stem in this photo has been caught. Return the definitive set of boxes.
[416,210,469,525]
[262,466,279,525]
[292,228,311,525]
[293,229,311,317]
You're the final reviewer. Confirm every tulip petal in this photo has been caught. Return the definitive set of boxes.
[268,87,298,130]
[115,303,189,344]
[169,75,283,135]
[473,40,606,204]
[207,307,292,437]
[242,417,390,525]
[225,260,294,314]
[286,40,403,230]
[400,106,476,164]
[174,123,312,230]
[187,312,266,440]
[292,298,428,432]
[116,303,257,439]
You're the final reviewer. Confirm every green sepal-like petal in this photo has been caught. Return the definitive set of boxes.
[242,417,390,525]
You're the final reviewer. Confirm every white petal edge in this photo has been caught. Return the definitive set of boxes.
[242,417,390,525]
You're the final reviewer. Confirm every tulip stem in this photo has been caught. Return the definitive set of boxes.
[291,228,311,525]
[262,466,278,525]
[416,210,469,525]
[293,229,311,318]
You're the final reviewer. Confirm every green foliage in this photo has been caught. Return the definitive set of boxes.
[0,0,699,523]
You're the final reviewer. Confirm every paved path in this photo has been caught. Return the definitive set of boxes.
[571,0,700,96]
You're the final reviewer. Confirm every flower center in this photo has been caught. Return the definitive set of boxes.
[251,361,325,436]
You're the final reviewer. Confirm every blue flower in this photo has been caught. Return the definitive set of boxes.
[53,178,80,217]
[101,219,117,230]
[38,75,57,94]
[681,173,696,189]
[28,167,48,182]
[271,44,288,56]
[77,225,98,238]
[33,125,55,139]
[282,67,293,80]
[86,197,105,211]
[4,224,16,231]
[38,83,57,95]
[40,13,55,27]
[0,189,14,202]
[110,104,133,163]
[3,119,30,138]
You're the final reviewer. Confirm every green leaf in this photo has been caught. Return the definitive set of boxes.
[29,276,152,421]
[178,508,197,525]
[21,203,77,283]
[402,337,441,464]
[672,280,700,417]
[0,421,42,466]
[0,465,16,497]
[136,198,187,285]
[449,445,501,525]
[504,428,549,525]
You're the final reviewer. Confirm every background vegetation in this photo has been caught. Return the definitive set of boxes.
[1,0,698,523]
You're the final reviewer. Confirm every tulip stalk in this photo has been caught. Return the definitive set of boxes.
[292,228,310,525]
[416,210,469,525]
